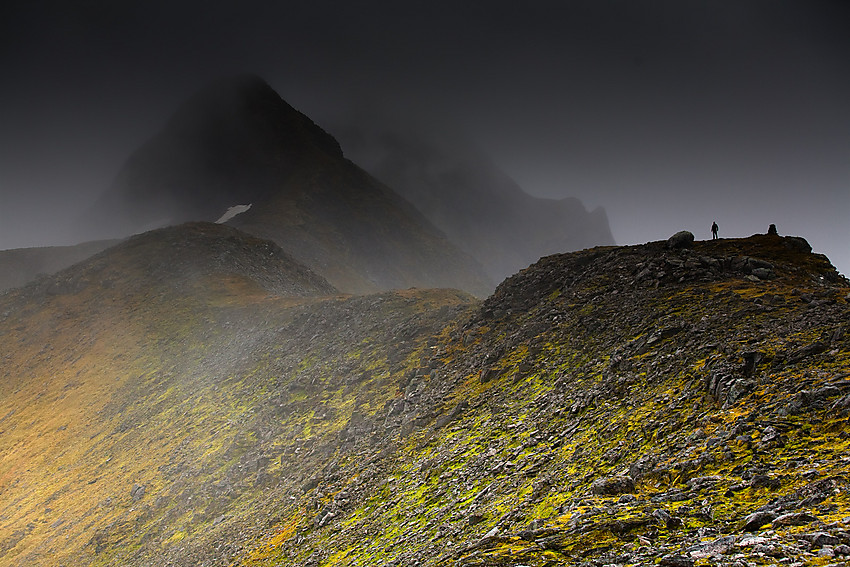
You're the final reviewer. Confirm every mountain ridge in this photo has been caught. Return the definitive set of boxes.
[0,238,119,292]
[337,125,616,282]
[1,230,848,566]
[77,75,493,297]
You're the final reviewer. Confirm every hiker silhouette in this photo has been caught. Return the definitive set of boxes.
[711,222,719,240]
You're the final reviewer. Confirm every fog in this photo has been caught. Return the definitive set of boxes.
[1,1,848,275]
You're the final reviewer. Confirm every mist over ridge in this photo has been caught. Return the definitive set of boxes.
[72,75,495,297]
[1,5,849,566]
[335,119,616,283]
[2,2,848,276]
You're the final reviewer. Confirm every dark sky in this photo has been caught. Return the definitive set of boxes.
[1,0,848,274]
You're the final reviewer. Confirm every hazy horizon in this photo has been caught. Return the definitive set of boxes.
[1,1,847,276]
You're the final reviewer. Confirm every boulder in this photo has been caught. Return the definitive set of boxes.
[130,484,146,502]
[667,231,695,249]
[590,475,635,495]
[741,510,777,532]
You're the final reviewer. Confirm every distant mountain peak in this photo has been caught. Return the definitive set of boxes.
[79,76,493,296]
[164,74,343,161]
[81,75,344,236]
[337,124,615,281]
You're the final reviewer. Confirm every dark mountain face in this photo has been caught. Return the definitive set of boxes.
[85,75,342,232]
[1,230,848,567]
[338,127,616,281]
[80,75,492,296]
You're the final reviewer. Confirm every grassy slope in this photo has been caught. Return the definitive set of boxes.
[237,235,850,567]
[0,269,473,566]
[1,234,847,567]
[0,223,475,566]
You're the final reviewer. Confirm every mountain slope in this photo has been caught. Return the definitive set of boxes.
[1,232,848,566]
[235,233,849,567]
[80,75,492,296]
[0,239,119,291]
[0,222,472,566]
[339,127,615,282]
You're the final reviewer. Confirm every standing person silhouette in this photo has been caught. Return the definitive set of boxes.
[711,221,719,240]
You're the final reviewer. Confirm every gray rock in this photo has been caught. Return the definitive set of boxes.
[783,235,812,253]
[658,554,694,567]
[667,231,695,250]
[772,512,818,527]
[750,474,781,490]
[788,342,828,364]
[832,393,850,412]
[807,532,840,548]
[686,476,723,491]
[741,510,777,532]
[652,508,683,529]
[707,365,756,408]
[590,475,635,495]
[818,545,835,557]
[758,426,784,449]
[686,535,737,558]
[130,484,146,501]
[652,508,673,524]
[750,267,774,280]
[746,257,775,271]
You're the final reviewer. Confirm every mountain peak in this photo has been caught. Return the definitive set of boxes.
[83,75,343,234]
[80,76,493,296]
[165,74,342,161]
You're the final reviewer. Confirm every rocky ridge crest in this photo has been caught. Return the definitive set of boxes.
[0,232,847,567]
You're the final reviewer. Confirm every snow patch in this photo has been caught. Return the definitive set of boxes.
[216,204,252,224]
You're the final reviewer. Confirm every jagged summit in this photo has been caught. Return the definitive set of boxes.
[162,74,343,162]
[79,75,493,296]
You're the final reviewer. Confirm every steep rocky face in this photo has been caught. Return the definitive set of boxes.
[1,232,848,567]
[339,128,615,282]
[80,75,493,296]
